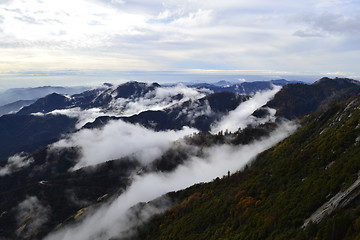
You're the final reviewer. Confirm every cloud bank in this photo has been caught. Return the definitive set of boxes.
[211,85,281,133]
[0,0,359,78]
[49,108,111,129]
[0,153,33,176]
[15,196,50,237]
[51,120,197,170]
[45,120,297,240]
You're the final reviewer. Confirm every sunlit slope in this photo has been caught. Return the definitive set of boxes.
[136,93,360,240]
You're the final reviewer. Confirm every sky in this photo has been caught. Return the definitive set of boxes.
[0,0,359,88]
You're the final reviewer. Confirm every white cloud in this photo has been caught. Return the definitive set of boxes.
[0,0,359,78]
[314,0,354,8]
[171,9,214,27]
[49,108,111,129]
[0,153,34,176]
[292,12,360,35]
[0,0,146,47]
[16,196,50,237]
[51,119,197,170]
[111,0,125,4]
[44,120,297,240]
[293,29,323,38]
[211,85,281,133]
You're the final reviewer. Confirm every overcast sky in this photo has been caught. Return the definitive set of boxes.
[0,0,359,87]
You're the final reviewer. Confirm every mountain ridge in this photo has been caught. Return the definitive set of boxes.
[253,77,360,120]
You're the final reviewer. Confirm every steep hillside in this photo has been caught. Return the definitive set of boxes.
[17,93,75,115]
[0,114,77,160]
[254,77,360,119]
[134,93,360,240]
[0,100,35,116]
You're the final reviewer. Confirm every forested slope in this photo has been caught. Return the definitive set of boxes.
[135,93,360,240]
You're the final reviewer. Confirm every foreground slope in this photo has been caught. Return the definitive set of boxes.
[135,93,360,240]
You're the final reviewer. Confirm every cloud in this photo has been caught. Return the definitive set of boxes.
[49,108,111,129]
[211,85,281,133]
[0,0,359,77]
[44,120,297,240]
[293,12,360,35]
[293,29,323,38]
[51,119,197,170]
[171,9,214,27]
[15,196,50,237]
[111,0,125,4]
[0,153,34,176]
[0,0,146,47]
[314,0,355,8]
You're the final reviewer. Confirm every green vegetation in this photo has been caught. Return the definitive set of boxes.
[134,94,360,240]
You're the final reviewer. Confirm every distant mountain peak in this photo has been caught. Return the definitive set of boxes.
[270,79,290,84]
[213,80,234,87]
[17,93,74,115]
[257,77,360,120]
[112,81,160,99]
[315,77,360,86]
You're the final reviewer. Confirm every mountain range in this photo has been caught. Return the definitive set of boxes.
[0,86,89,110]
[0,77,359,240]
[0,79,297,160]
[188,79,302,95]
